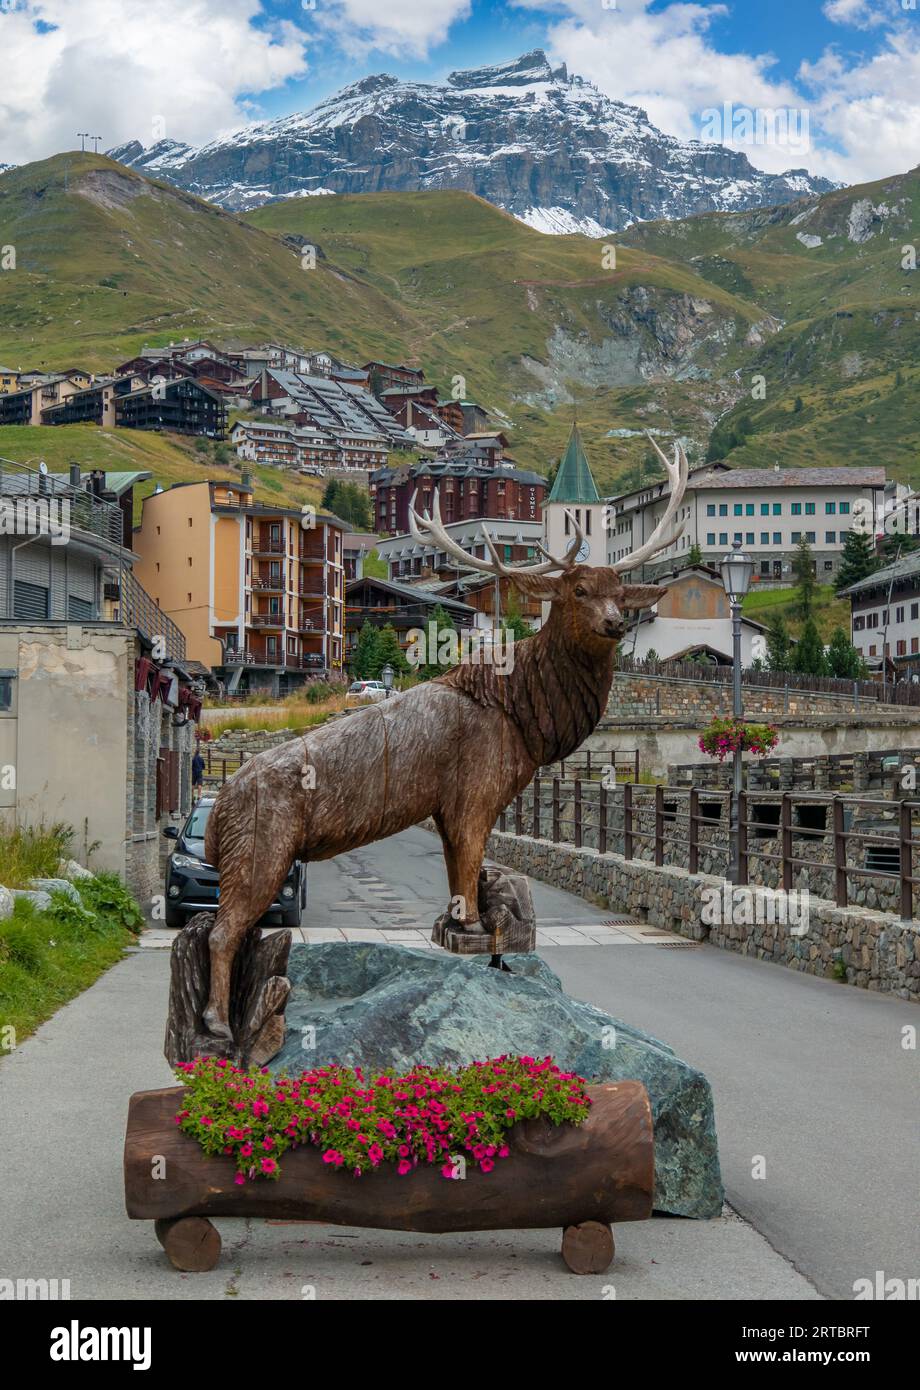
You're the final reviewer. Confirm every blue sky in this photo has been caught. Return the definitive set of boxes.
[2,1,919,182]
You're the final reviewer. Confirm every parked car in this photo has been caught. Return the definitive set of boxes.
[345,679,387,705]
[163,796,306,930]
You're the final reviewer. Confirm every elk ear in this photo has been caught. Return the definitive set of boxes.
[510,573,563,601]
[618,583,667,610]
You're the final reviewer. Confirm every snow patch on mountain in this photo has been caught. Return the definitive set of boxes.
[108,49,837,234]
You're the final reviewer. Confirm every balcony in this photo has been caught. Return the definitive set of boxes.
[249,613,285,628]
[252,576,285,592]
[251,537,285,555]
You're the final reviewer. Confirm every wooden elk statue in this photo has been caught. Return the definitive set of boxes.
[194,438,689,1046]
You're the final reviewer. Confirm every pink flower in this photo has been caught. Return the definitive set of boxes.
[234,1173,246,1186]
[240,1143,253,1157]
[398,1159,412,1176]
[261,1158,277,1175]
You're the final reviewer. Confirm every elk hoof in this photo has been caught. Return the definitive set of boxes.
[202,1007,234,1041]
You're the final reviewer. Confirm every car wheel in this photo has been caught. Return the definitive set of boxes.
[165,903,186,929]
[280,903,301,930]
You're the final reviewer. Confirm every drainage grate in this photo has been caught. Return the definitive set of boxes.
[653,941,701,949]
[603,915,642,926]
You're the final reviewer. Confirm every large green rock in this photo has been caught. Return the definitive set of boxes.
[272,942,723,1219]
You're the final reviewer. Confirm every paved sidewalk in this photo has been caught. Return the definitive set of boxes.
[0,948,819,1300]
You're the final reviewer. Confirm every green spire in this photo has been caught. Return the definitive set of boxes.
[548,422,600,505]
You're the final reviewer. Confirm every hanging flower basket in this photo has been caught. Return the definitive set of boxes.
[698,716,779,762]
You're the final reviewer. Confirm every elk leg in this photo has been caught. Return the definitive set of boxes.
[451,827,491,930]
[204,866,294,1039]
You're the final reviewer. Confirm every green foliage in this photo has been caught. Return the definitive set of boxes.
[791,535,817,619]
[75,871,145,932]
[321,480,372,530]
[791,617,828,676]
[765,612,791,672]
[0,872,141,1041]
[0,823,74,890]
[352,620,382,679]
[698,717,779,760]
[835,529,880,593]
[369,623,408,678]
[706,412,753,463]
[416,603,457,681]
[825,627,868,679]
[687,541,703,566]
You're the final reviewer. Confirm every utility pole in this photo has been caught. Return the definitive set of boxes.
[90,135,103,154]
[77,133,89,152]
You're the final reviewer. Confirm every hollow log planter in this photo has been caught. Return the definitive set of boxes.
[125,1080,653,1275]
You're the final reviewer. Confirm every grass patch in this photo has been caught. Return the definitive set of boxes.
[201,692,348,735]
[0,871,143,1043]
[743,583,851,643]
[0,823,75,890]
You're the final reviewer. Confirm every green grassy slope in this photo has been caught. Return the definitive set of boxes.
[618,168,920,485]
[3,154,920,496]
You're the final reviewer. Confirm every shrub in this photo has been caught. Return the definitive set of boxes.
[76,872,144,933]
[175,1056,591,1184]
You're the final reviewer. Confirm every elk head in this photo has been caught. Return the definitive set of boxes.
[408,433,689,654]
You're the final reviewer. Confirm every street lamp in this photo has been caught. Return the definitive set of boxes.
[719,540,754,883]
[381,662,395,698]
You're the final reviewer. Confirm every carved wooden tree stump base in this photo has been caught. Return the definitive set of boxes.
[164,913,292,1069]
[125,1081,653,1276]
[432,865,537,957]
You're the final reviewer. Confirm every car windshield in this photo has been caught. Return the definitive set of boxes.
[184,804,211,839]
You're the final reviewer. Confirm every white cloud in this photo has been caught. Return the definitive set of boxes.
[512,0,920,185]
[0,0,309,164]
[316,0,473,61]
[822,0,887,28]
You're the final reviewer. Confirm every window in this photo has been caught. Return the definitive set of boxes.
[912,604,919,620]
[706,504,716,516]
[805,502,815,515]
[0,676,13,712]
[869,644,877,656]
[840,502,850,514]
[791,531,801,543]
[760,532,770,544]
[744,503,753,516]
[912,638,919,655]
[719,532,728,545]
[734,532,743,544]
[791,502,802,515]
[707,532,716,545]
[806,531,816,543]
[760,503,769,516]
[824,561,833,571]
[854,616,865,631]
[826,502,836,514]
[773,532,781,545]
[896,606,905,623]
[826,531,836,544]
[897,640,907,656]
[719,504,728,516]
[746,533,754,544]
[773,503,782,516]
[734,503,743,516]
[67,595,93,621]
[13,580,48,621]
[760,560,770,575]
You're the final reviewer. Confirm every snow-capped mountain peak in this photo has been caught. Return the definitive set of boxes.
[108,50,834,234]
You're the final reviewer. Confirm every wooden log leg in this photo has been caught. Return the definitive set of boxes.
[154,1216,221,1272]
[561,1221,615,1274]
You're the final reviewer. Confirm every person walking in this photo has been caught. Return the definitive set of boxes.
[192,747,205,803]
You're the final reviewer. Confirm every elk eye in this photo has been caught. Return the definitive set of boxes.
[574,585,587,597]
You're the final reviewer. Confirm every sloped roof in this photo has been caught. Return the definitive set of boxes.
[548,423,600,505]
[840,548,920,597]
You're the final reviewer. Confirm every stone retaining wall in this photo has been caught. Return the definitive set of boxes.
[486,829,920,1002]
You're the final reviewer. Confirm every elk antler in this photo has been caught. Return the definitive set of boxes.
[611,435,689,574]
[408,489,585,576]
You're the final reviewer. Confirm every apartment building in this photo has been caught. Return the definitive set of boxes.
[371,451,545,537]
[605,463,889,583]
[230,420,338,472]
[376,516,544,581]
[842,550,920,672]
[133,476,346,694]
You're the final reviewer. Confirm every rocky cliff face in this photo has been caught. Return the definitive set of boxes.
[109,50,833,235]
